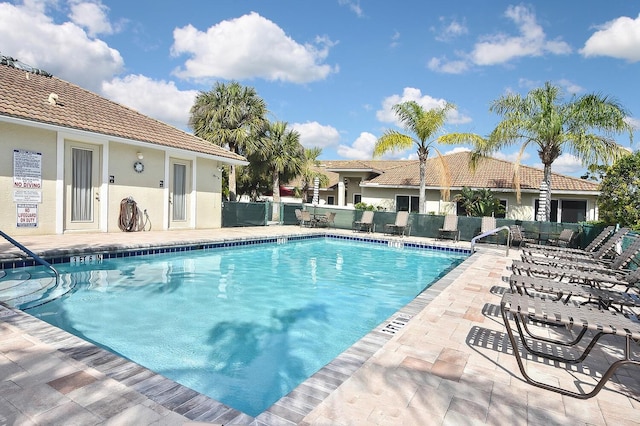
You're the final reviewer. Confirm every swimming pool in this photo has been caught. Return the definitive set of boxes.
[18,236,466,417]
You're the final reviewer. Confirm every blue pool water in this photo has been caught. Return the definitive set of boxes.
[23,238,466,416]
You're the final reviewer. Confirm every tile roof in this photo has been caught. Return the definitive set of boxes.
[346,152,599,192]
[0,62,246,163]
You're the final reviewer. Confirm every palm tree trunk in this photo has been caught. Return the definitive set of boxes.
[418,158,426,214]
[537,164,553,222]
[272,170,281,222]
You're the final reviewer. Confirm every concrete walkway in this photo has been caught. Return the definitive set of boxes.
[1,227,638,425]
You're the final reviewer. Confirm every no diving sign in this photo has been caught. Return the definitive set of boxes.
[17,204,38,228]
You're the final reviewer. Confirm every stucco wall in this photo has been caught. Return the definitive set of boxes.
[107,142,166,232]
[0,122,58,235]
[0,121,226,236]
[195,158,222,228]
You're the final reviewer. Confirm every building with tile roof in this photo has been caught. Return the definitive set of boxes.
[285,152,600,222]
[0,56,247,236]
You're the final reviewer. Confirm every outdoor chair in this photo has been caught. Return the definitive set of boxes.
[520,235,640,275]
[295,209,304,227]
[353,210,375,233]
[509,273,640,313]
[509,225,536,248]
[438,214,460,242]
[523,227,630,262]
[477,216,498,245]
[547,228,576,247]
[316,211,336,228]
[500,291,640,399]
[384,211,411,237]
[510,258,640,291]
[525,225,615,255]
[300,210,316,228]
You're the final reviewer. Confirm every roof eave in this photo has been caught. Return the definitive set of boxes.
[0,114,248,165]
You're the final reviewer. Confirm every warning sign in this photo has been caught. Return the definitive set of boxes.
[17,204,38,228]
[13,149,42,189]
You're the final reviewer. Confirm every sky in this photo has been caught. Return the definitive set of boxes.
[1,0,639,177]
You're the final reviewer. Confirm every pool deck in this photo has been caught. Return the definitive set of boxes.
[1,226,639,425]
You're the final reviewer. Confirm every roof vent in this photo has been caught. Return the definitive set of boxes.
[48,93,59,105]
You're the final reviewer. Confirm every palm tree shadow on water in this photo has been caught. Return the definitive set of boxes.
[205,302,329,415]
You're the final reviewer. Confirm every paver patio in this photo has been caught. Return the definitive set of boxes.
[1,226,638,425]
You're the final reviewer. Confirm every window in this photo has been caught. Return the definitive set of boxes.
[496,200,507,219]
[396,195,419,212]
[561,200,587,223]
[353,194,362,204]
[173,163,186,221]
[534,199,559,222]
[327,196,335,205]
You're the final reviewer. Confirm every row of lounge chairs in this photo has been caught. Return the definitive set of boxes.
[500,225,640,399]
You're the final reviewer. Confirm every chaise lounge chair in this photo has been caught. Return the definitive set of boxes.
[520,236,640,274]
[384,211,411,237]
[509,273,640,312]
[438,214,460,242]
[353,210,375,233]
[511,257,640,291]
[500,291,640,399]
[525,225,615,254]
[523,227,629,261]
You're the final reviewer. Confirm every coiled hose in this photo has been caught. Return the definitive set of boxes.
[118,197,150,232]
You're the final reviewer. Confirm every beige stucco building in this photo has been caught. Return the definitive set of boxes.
[0,58,246,236]
[287,153,601,223]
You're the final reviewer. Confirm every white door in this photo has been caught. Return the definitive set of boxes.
[64,142,100,231]
[169,159,190,228]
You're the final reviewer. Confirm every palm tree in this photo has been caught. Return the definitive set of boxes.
[441,82,633,221]
[258,121,305,221]
[189,81,268,201]
[299,147,329,203]
[373,100,458,214]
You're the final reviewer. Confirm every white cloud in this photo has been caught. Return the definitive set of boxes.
[434,17,468,42]
[390,30,400,48]
[430,5,571,74]
[376,87,471,126]
[427,57,469,74]
[291,121,340,149]
[556,79,583,95]
[68,1,114,37]
[471,5,571,65]
[171,12,338,83]
[531,153,583,175]
[0,1,123,92]
[493,151,531,163]
[580,14,640,62]
[625,116,640,131]
[338,0,363,18]
[337,132,377,160]
[102,75,198,130]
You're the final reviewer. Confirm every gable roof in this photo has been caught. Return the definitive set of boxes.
[317,152,597,193]
[0,60,246,163]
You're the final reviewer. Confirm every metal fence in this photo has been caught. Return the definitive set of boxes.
[222,202,607,249]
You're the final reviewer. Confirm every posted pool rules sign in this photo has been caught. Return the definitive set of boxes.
[13,150,41,228]
[17,204,38,228]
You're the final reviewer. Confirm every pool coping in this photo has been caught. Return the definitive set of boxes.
[0,231,476,425]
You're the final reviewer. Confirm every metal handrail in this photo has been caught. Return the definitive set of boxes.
[470,226,511,257]
[0,230,60,283]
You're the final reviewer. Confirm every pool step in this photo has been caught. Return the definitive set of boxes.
[0,269,72,309]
